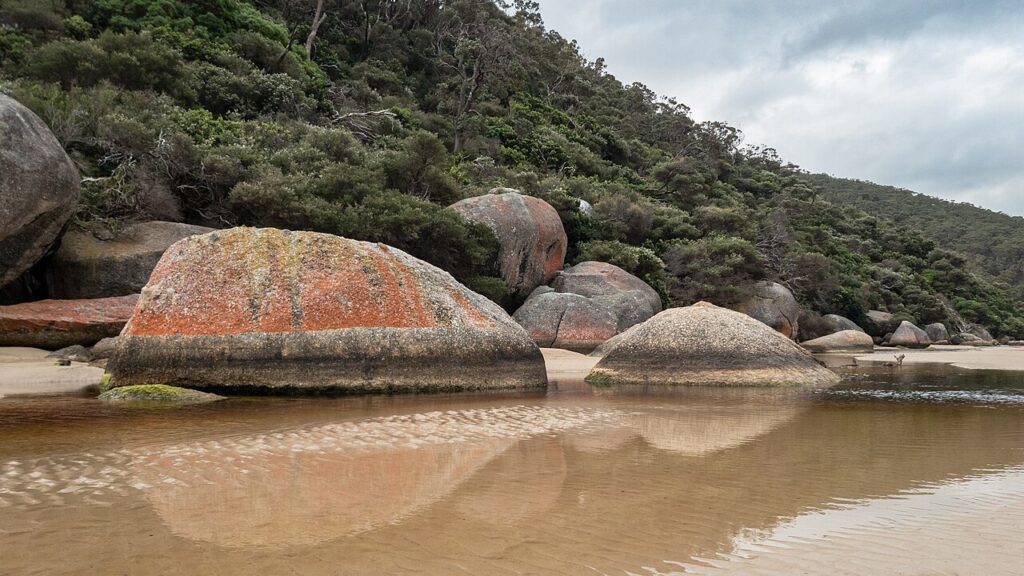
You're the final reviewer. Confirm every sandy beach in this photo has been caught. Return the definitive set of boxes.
[0,347,104,398]
[3,344,1021,399]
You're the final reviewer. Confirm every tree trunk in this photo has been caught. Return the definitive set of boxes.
[305,0,327,58]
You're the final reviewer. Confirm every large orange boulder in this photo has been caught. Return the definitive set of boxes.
[0,95,80,289]
[107,227,547,393]
[513,262,662,352]
[0,295,138,349]
[449,190,567,298]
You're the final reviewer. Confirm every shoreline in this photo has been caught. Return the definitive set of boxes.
[2,344,1021,399]
[851,345,1024,372]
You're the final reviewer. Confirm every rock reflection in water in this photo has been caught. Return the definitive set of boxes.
[2,380,1024,576]
[139,440,509,547]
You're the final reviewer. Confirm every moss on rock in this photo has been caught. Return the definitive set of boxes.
[98,384,225,407]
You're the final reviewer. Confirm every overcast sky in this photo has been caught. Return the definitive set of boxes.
[537,0,1024,216]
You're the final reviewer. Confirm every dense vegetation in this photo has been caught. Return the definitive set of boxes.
[808,174,1024,300]
[2,0,1022,336]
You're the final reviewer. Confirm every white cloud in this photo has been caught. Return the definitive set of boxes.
[538,0,1024,216]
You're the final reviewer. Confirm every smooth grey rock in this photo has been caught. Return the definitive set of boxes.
[737,281,801,340]
[0,94,80,289]
[889,321,931,349]
[801,330,874,353]
[513,261,662,353]
[924,322,950,343]
[51,221,214,298]
[587,301,840,388]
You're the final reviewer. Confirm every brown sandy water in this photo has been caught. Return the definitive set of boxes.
[2,364,1024,575]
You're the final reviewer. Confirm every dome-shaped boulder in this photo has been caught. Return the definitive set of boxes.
[586,302,840,387]
[889,321,931,349]
[924,322,950,344]
[0,95,80,289]
[801,330,874,354]
[449,190,567,298]
[513,261,661,352]
[107,227,547,393]
[736,281,801,339]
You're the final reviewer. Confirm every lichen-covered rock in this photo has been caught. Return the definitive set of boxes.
[0,295,138,349]
[924,322,950,343]
[587,302,840,388]
[449,190,567,298]
[513,261,661,353]
[51,221,214,299]
[514,292,618,353]
[889,321,931,349]
[0,94,80,289]
[863,310,899,338]
[107,227,547,393]
[98,384,225,407]
[801,330,875,354]
[737,281,801,339]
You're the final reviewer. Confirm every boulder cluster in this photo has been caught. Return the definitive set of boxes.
[0,93,1004,397]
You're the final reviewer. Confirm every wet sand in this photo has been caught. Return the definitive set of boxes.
[0,347,103,398]
[539,348,600,380]
[854,344,1024,371]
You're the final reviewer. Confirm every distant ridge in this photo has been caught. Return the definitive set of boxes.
[806,173,1024,299]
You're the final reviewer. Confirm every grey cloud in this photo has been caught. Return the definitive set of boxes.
[539,0,1024,215]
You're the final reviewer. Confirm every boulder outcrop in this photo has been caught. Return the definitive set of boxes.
[449,190,567,298]
[586,302,840,387]
[964,323,994,342]
[737,281,801,339]
[888,321,931,348]
[0,94,80,289]
[951,333,994,346]
[801,330,875,354]
[51,221,214,298]
[513,261,661,352]
[863,310,900,338]
[0,295,138,349]
[107,227,547,393]
[798,311,864,341]
[924,322,950,344]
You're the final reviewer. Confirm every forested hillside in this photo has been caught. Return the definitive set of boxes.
[2,0,1022,336]
[807,173,1024,301]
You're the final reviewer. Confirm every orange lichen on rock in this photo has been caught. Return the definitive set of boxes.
[0,295,138,349]
[125,228,496,337]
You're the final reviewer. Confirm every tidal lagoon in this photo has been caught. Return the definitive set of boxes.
[2,355,1023,575]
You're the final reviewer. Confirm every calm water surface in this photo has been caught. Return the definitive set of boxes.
[2,364,1024,575]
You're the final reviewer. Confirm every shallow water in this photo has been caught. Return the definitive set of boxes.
[2,364,1024,575]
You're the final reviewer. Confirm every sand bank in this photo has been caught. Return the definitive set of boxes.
[0,347,104,398]
[854,344,1024,371]
[540,348,600,381]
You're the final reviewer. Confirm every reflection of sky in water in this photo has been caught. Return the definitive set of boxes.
[670,466,1024,576]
